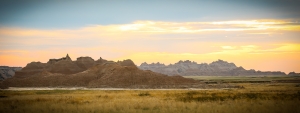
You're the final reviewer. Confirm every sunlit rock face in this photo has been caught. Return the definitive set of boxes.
[117,59,137,67]
[47,54,72,64]
[139,59,286,76]
[75,57,96,70]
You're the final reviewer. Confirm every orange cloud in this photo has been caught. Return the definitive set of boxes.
[115,43,300,73]
[1,19,299,39]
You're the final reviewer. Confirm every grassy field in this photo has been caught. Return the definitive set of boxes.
[184,75,300,83]
[1,75,300,113]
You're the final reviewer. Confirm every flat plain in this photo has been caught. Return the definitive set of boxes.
[1,75,300,113]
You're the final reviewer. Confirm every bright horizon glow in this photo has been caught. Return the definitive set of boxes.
[1,19,300,73]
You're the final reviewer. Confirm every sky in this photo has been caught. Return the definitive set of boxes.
[0,0,300,73]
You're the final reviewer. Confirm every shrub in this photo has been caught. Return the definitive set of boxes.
[138,92,151,96]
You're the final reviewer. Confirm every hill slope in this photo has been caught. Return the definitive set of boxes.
[0,55,198,88]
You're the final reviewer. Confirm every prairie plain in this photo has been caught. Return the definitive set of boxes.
[0,75,300,113]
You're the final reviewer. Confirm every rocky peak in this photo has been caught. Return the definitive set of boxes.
[76,56,94,61]
[209,59,237,70]
[183,60,192,63]
[140,62,148,66]
[210,59,227,64]
[176,60,183,64]
[175,60,196,65]
[138,59,286,76]
[139,62,165,71]
[288,72,300,76]
[47,54,72,64]
[75,56,95,70]
[145,62,165,66]
[117,59,136,67]
[66,54,72,61]
[95,57,108,64]
[22,61,46,71]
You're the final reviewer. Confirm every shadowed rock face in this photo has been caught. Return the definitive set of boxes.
[50,60,84,74]
[14,54,109,76]
[139,59,286,76]
[0,66,22,80]
[1,55,198,88]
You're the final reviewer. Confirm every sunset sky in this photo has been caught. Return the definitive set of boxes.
[0,0,300,73]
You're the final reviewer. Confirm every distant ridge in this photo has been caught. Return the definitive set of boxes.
[139,59,286,76]
[0,54,202,89]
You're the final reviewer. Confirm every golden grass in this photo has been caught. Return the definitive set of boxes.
[0,83,300,113]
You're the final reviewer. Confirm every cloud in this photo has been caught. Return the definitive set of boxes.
[214,44,300,55]
[0,19,300,73]
[114,20,300,33]
[2,19,299,37]
[221,46,236,49]
[1,19,299,51]
[114,43,300,73]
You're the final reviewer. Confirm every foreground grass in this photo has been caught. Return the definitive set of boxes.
[0,83,300,113]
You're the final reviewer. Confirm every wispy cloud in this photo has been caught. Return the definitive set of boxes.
[1,19,299,38]
[1,19,299,50]
[114,20,300,32]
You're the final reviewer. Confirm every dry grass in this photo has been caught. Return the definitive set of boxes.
[184,75,300,82]
[0,83,300,113]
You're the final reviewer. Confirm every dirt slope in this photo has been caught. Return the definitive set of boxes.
[1,56,199,89]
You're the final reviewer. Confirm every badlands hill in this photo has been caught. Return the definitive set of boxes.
[0,54,199,88]
[139,60,286,76]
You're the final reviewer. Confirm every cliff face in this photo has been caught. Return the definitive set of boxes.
[0,66,22,80]
[1,54,198,88]
[139,59,286,76]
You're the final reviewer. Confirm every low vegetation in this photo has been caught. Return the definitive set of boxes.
[183,75,300,83]
[0,82,300,113]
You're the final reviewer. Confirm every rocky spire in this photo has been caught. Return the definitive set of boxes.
[66,54,72,61]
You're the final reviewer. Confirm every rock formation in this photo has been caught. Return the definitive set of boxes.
[47,54,72,64]
[117,59,137,67]
[75,57,95,70]
[0,54,201,88]
[14,54,111,77]
[288,72,300,76]
[139,59,286,76]
[0,66,22,80]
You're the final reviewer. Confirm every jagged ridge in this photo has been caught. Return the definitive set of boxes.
[139,59,286,76]
[0,54,199,88]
